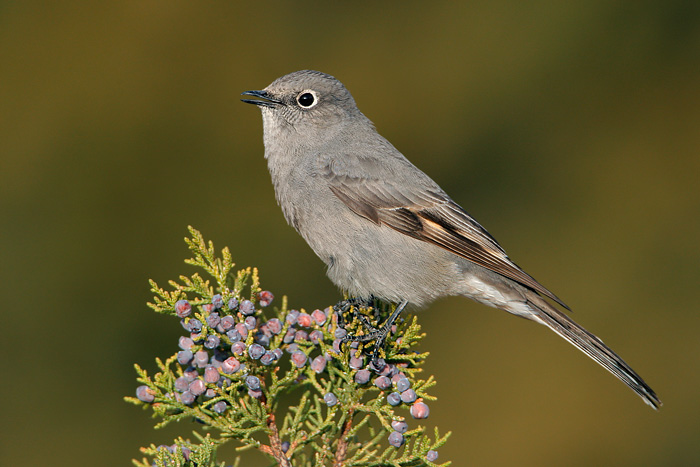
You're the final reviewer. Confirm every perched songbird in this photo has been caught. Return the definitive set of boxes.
[242,70,661,409]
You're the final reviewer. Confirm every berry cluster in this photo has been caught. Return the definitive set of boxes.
[129,228,448,466]
[138,292,290,408]
[136,291,434,451]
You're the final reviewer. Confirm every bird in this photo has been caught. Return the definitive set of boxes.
[241,69,661,409]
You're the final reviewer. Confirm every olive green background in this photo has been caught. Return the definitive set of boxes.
[2,2,699,466]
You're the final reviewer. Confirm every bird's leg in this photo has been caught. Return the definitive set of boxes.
[342,300,408,363]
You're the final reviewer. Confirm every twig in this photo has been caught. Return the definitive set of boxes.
[333,410,355,467]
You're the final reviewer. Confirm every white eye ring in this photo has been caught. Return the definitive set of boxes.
[296,90,318,109]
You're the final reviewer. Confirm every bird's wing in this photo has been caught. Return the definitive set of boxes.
[321,153,570,309]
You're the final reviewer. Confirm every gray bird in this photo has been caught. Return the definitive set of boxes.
[241,70,661,409]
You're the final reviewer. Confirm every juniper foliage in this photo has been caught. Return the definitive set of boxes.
[126,227,450,466]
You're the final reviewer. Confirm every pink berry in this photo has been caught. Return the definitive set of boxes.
[174,299,191,318]
[291,350,308,368]
[410,401,430,419]
[297,312,313,327]
[258,291,274,307]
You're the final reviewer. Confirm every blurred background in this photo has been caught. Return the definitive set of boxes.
[2,1,699,465]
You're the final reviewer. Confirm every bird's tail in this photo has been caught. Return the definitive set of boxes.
[525,292,661,409]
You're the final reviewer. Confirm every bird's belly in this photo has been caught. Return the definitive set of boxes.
[299,211,461,307]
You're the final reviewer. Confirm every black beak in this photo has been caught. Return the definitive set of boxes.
[241,90,284,108]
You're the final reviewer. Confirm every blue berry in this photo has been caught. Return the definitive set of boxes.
[369,358,386,373]
[239,300,255,315]
[204,335,220,349]
[258,290,274,307]
[354,369,371,385]
[400,389,417,403]
[248,388,263,399]
[310,355,327,374]
[260,351,276,366]
[395,377,411,393]
[380,363,397,377]
[272,348,284,360]
[183,367,198,381]
[334,327,347,339]
[391,420,408,433]
[206,312,221,328]
[244,316,257,330]
[332,339,342,353]
[255,332,271,347]
[387,392,401,406]
[388,431,404,448]
[260,323,272,336]
[267,318,283,334]
[349,355,364,370]
[281,441,290,453]
[212,400,228,414]
[374,375,392,390]
[136,385,155,403]
[231,341,246,356]
[285,309,300,324]
[187,318,202,333]
[236,323,249,340]
[227,297,239,310]
[202,303,214,313]
[177,350,193,365]
[248,343,265,360]
[219,315,235,331]
[180,390,196,405]
[204,365,220,383]
[174,376,190,392]
[193,350,209,368]
[245,375,260,390]
[309,330,324,344]
[211,294,224,309]
[391,373,406,384]
[410,401,430,419]
[227,329,241,343]
[174,299,191,318]
[178,336,194,350]
[283,327,296,344]
[323,392,338,407]
[426,450,438,462]
[221,357,240,374]
[291,350,307,368]
[189,379,206,396]
[285,343,300,354]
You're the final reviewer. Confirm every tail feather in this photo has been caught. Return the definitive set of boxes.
[525,295,661,409]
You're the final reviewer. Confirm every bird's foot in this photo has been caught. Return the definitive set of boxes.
[338,300,408,364]
[333,296,375,329]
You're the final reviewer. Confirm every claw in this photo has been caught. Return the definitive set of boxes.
[334,299,409,366]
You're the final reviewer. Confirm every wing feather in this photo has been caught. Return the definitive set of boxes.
[325,163,569,310]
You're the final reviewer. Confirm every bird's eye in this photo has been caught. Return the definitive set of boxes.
[296,90,317,108]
